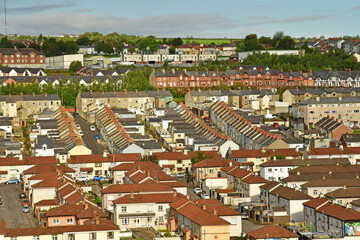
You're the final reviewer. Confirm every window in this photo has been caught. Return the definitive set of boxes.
[108,195,114,201]
[37,190,43,195]
[53,218,60,225]
[121,206,127,213]
[10,237,17,240]
[89,233,96,240]
[158,205,163,211]
[95,170,102,175]
[337,200,343,205]
[66,218,73,224]
[268,169,272,173]
[107,232,114,239]
[147,217,152,223]
[209,169,214,173]
[67,234,75,240]
[230,217,237,224]
[52,235,58,240]
[148,205,153,212]
[136,206,140,212]
[159,216,164,222]
[313,190,318,195]
[95,162,102,167]
[121,217,129,225]
[33,236,40,240]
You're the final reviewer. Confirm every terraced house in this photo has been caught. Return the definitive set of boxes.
[0,47,46,67]
[76,90,176,122]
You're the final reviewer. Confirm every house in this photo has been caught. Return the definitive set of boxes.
[67,151,141,179]
[301,178,360,198]
[325,187,360,206]
[260,183,312,222]
[0,48,46,67]
[0,221,120,240]
[78,45,97,55]
[113,191,184,228]
[100,183,174,212]
[247,226,299,240]
[303,198,360,238]
[260,157,350,181]
[304,146,360,164]
[45,204,107,226]
[314,117,353,141]
[169,198,231,240]
[340,133,360,147]
[228,148,300,172]
[34,135,55,157]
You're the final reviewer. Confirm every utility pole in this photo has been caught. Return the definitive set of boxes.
[3,0,7,36]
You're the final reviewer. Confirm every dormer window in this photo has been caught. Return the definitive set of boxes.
[43,144,47,151]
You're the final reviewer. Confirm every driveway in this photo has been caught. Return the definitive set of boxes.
[131,228,157,240]
[74,117,106,155]
[177,177,200,199]
[0,184,38,228]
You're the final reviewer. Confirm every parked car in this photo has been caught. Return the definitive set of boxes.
[79,130,84,136]
[90,125,96,131]
[279,125,290,131]
[272,122,280,127]
[76,177,90,182]
[94,134,100,140]
[193,188,202,195]
[201,193,210,199]
[22,199,30,206]
[76,123,81,130]
[74,112,80,118]
[19,192,26,199]
[22,205,30,213]
[241,212,249,219]
[176,173,186,178]
[93,176,103,181]
[0,198,2,205]
[5,179,19,184]
[204,117,210,123]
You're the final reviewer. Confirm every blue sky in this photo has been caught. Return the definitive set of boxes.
[4,0,360,37]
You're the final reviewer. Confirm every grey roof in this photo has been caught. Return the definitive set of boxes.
[134,141,162,150]
[35,135,54,149]
[315,117,343,132]
[299,96,360,105]
[341,134,360,143]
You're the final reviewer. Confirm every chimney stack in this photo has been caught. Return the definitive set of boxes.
[129,192,134,199]
[202,205,206,211]
[32,92,35,97]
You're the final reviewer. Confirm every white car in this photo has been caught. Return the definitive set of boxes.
[90,125,96,131]
[76,177,90,181]
[201,193,210,199]
[79,130,83,136]
[194,188,202,195]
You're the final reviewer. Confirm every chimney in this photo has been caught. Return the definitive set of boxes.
[213,208,217,216]
[173,191,177,197]
[343,185,347,190]
[95,215,100,225]
[338,96,342,102]
[90,90,93,94]
[308,69,312,75]
[19,154,23,161]
[345,68,351,75]
[202,205,206,211]
[85,203,89,209]
[162,69,165,74]
[135,89,138,93]
[195,200,199,205]
[8,93,11,97]
[357,174,359,179]
[20,92,23,97]
[103,150,108,158]
[183,149,188,155]
[346,203,351,209]
[44,92,47,97]
[186,194,189,200]
[124,89,127,94]
[315,96,320,102]
[297,171,300,175]
[32,92,35,97]
[129,192,134,199]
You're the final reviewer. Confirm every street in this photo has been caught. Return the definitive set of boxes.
[74,116,106,154]
[0,184,38,228]
[242,219,264,233]
[177,176,200,199]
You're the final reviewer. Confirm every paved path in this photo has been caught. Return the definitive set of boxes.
[0,184,39,228]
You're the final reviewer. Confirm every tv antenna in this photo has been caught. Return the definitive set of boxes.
[3,0,7,36]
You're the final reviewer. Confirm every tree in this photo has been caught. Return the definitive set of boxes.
[236,42,246,52]
[0,37,12,48]
[272,31,284,46]
[76,36,91,46]
[191,151,213,165]
[29,42,41,51]
[129,47,136,54]
[138,37,158,53]
[69,61,82,74]
[38,34,43,41]
[65,41,79,54]
[142,155,159,165]
[114,41,124,54]
[14,42,26,48]
[172,37,183,46]
[94,41,105,53]
[102,43,114,55]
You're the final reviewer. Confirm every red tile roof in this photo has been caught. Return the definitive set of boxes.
[0,156,58,166]
[68,153,141,164]
[113,192,184,204]
[325,187,360,199]
[242,174,268,184]
[101,183,173,194]
[289,165,360,175]
[31,179,63,189]
[191,199,223,206]
[23,165,75,174]
[203,205,241,216]
[193,158,229,168]
[303,198,329,209]
[33,199,59,207]
[301,178,360,188]
[307,147,360,156]
[28,172,60,181]
[230,149,300,158]
[110,163,135,171]
[270,186,312,200]
[5,224,119,237]
[153,151,221,160]
[217,189,235,194]
[317,202,360,220]
[80,168,93,172]
[248,226,298,239]
[260,181,281,191]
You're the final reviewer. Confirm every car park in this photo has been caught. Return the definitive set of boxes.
[5,179,19,184]
[193,188,202,195]
[19,192,26,199]
[22,205,30,213]
[76,177,90,181]
[93,176,103,181]
[90,125,96,131]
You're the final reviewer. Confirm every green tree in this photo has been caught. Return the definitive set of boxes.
[0,37,13,48]
[191,151,213,165]
[235,42,246,52]
[14,42,26,48]
[142,155,159,165]
[69,61,82,74]
[172,37,183,46]
[138,37,158,53]
[65,41,79,54]
[114,41,124,54]
[102,43,114,55]
[76,36,91,46]
[38,34,43,41]
[94,41,105,53]
[29,42,41,51]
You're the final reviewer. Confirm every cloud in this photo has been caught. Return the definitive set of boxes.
[7,12,235,37]
[6,3,76,15]
[241,14,333,27]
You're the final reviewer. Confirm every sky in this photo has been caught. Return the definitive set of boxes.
[3,0,360,38]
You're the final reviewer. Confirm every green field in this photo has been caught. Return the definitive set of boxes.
[178,38,242,44]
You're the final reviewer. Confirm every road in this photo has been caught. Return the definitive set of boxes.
[0,184,38,228]
[74,116,106,155]
[242,219,264,233]
[177,176,200,199]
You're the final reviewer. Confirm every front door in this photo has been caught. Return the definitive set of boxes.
[136,218,141,227]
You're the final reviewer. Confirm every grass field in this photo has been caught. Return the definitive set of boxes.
[179,38,242,44]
